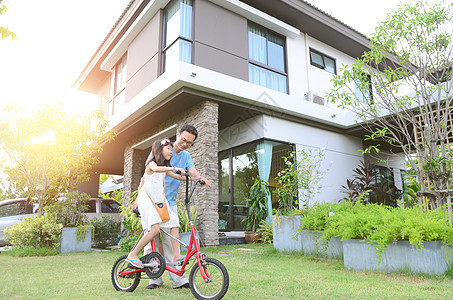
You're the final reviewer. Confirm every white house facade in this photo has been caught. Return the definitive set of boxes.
[74,0,406,245]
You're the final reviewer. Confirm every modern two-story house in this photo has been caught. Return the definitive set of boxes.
[74,0,405,245]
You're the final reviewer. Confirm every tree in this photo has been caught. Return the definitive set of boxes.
[328,0,453,210]
[0,104,115,213]
[0,1,16,41]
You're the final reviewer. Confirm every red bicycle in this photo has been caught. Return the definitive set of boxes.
[111,174,229,299]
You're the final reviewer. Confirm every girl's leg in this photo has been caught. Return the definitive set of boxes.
[170,227,185,261]
[128,224,160,265]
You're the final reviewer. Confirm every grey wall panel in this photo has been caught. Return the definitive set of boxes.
[194,0,248,79]
[126,12,161,103]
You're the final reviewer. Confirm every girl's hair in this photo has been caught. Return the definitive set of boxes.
[149,138,173,167]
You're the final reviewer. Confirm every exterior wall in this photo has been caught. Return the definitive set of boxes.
[307,36,359,106]
[219,115,365,203]
[122,99,219,245]
[125,11,161,103]
[194,0,248,81]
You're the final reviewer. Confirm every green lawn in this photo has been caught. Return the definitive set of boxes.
[1,243,452,299]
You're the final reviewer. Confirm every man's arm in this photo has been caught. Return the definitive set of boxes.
[188,166,211,187]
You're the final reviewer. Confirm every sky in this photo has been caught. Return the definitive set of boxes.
[0,0,437,116]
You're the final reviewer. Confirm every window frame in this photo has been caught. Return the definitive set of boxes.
[161,0,195,74]
[113,54,127,96]
[309,48,337,75]
[247,22,288,93]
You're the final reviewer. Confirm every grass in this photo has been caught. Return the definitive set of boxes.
[1,243,453,299]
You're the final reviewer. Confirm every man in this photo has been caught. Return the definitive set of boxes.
[132,124,211,289]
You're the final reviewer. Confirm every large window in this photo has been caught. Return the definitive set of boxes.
[162,0,193,72]
[309,48,336,74]
[218,140,293,231]
[248,23,287,93]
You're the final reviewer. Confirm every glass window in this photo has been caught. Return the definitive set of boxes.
[309,48,336,74]
[114,55,127,95]
[218,140,293,231]
[163,0,193,72]
[248,23,287,93]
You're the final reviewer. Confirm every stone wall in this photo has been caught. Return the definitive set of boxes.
[123,147,146,207]
[122,100,219,245]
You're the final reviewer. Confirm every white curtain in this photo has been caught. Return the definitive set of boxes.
[249,64,287,93]
[256,141,273,222]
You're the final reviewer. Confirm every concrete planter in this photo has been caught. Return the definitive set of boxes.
[272,215,302,252]
[343,239,452,275]
[58,227,92,253]
[300,230,343,259]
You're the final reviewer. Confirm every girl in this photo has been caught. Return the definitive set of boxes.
[127,138,185,268]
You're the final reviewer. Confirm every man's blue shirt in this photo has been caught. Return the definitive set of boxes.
[146,148,194,206]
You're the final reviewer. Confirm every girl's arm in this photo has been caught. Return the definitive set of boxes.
[148,161,174,173]
[166,171,186,181]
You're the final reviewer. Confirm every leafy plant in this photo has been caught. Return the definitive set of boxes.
[120,190,140,234]
[340,161,398,207]
[118,234,140,252]
[90,215,121,249]
[275,148,331,214]
[324,203,453,264]
[256,219,273,244]
[177,198,198,232]
[4,213,62,249]
[242,179,269,232]
[44,191,90,227]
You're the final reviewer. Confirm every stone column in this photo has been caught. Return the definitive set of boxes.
[123,146,145,206]
[178,101,219,246]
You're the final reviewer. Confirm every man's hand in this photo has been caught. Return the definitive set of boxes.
[199,176,211,187]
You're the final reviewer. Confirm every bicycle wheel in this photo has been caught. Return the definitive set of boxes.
[141,252,166,279]
[111,254,140,292]
[189,257,229,300]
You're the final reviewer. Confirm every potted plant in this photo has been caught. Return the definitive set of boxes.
[45,191,93,253]
[243,179,269,243]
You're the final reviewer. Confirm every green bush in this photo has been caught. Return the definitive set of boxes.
[256,219,273,244]
[90,215,121,249]
[118,234,140,252]
[45,191,90,227]
[4,213,62,249]
[325,203,453,263]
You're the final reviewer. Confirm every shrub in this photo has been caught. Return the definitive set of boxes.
[325,203,453,263]
[256,219,273,244]
[118,234,140,252]
[44,191,90,227]
[4,213,62,249]
[90,215,121,249]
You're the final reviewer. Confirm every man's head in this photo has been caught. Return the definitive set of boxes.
[174,124,198,152]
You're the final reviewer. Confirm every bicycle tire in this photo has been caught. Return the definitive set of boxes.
[141,252,166,279]
[111,254,140,292]
[189,257,229,300]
